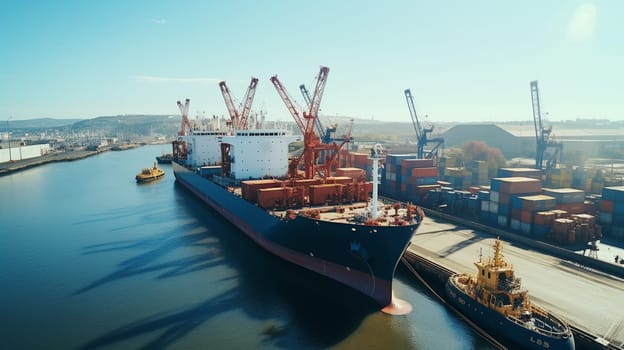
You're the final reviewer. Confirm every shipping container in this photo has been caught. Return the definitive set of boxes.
[241,179,283,202]
[542,188,585,204]
[490,177,542,194]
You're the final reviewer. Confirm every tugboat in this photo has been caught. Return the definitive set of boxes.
[156,153,173,164]
[136,162,165,183]
[446,238,575,350]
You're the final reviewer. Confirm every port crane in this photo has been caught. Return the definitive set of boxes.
[172,98,193,161]
[530,80,562,170]
[219,77,259,130]
[271,66,350,179]
[299,84,338,144]
[404,89,444,160]
[176,98,193,136]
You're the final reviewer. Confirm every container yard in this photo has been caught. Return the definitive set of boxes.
[360,152,620,245]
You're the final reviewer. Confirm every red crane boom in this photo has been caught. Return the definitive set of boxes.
[239,77,259,130]
[176,98,192,136]
[219,77,259,130]
[270,75,306,134]
[271,66,333,179]
[219,81,240,129]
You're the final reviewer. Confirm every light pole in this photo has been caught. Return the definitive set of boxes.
[6,117,11,161]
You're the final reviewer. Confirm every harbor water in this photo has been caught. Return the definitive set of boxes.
[0,145,495,349]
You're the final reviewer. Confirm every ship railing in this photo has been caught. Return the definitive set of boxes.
[212,175,240,188]
[507,312,569,338]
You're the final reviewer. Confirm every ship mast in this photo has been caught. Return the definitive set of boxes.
[370,144,383,220]
[493,238,504,267]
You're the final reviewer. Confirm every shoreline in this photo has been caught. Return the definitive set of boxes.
[0,143,144,176]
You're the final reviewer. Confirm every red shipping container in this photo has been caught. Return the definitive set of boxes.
[326,176,353,184]
[241,179,283,202]
[534,211,556,225]
[494,177,541,194]
[257,187,287,209]
[600,200,614,213]
[402,159,435,168]
[309,184,343,205]
[410,167,438,178]
[520,210,533,224]
[556,203,586,214]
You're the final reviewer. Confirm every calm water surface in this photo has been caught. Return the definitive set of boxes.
[0,145,494,349]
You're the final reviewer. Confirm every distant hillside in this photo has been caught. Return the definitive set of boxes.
[10,115,181,138]
[70,115,180,137]
[10,118,82,129]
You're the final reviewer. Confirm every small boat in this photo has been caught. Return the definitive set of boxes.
[156,153,173,164]
[136,162,165,183]
[446,238,575,350]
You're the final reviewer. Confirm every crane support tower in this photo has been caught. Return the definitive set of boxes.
[300,84,339,144]
[530,80,563,170]
[271,66,352,179]
[404,89,444,160]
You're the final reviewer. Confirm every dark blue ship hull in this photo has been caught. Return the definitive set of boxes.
[173,161,420,309]
[446,278,575,350]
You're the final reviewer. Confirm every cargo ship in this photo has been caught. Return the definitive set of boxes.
[446,238,575,350]
[172,114,422,314]
[171,68,425,313]
[136,162,165,183]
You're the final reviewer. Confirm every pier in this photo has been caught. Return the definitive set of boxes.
[403,212,624,350]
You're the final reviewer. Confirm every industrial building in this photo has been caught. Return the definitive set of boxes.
[440,122,624,160]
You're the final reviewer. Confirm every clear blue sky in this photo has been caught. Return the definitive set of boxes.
[1,0,622,122]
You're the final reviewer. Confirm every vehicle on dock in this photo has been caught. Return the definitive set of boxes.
[446,238,575,350]
[136,162,165,183]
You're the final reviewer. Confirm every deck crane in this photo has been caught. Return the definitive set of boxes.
[219,77,259,130]
[319,118,354,176]
[300,84,337,143]
[530,80,562,170]
[271,66,346,179]
[172,98,193,161]
[176,98,193,136]
[404,89,444,160]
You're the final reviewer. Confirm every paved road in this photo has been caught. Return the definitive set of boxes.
[408,216,624,346]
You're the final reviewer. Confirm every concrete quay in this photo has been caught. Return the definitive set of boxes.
[404,214,624,349]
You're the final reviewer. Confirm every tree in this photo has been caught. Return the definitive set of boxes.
[462,141,507,177]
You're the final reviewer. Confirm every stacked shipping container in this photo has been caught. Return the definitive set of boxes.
[600,186,624,238]
[510,195,557,234]
[489,177,542,228]
[338,150,372,179]
[542,188,586,214]
[497,168,542,180]
[382,155,440,202]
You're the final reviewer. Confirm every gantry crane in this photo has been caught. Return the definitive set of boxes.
[404,89,444,160]
[530,80,562,170]
[271,66,350,179]
[219,77,259,130]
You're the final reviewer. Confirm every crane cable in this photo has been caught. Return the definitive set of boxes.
[400,255,508,350]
